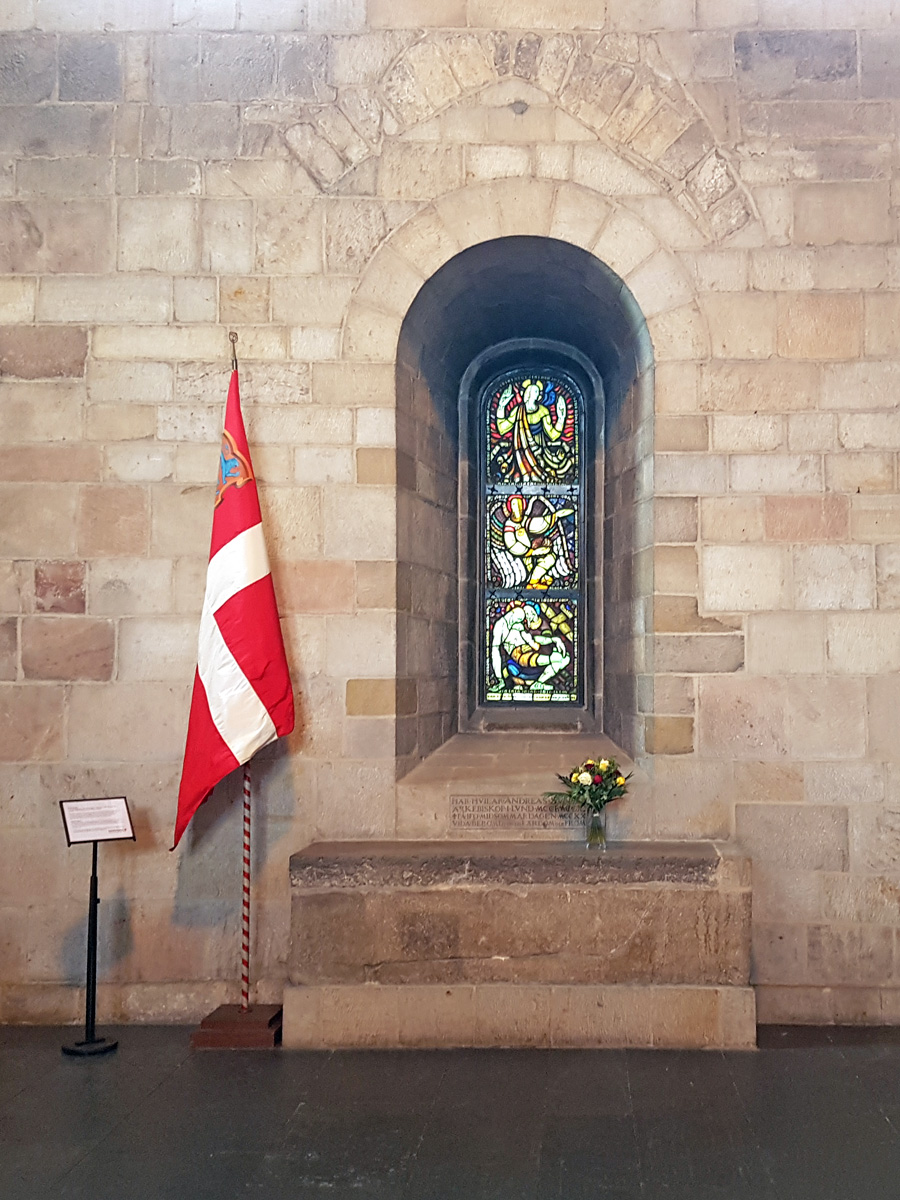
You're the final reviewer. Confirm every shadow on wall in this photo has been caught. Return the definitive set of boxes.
[60,885,134,985]
[398,236,651,450]
[171,743,296,930]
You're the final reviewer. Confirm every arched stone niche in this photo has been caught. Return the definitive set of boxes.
[394,234,653,778]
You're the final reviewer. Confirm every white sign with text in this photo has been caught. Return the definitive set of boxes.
[60,797,135,845]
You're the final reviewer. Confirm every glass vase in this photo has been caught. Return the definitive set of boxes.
[585,809,607,851]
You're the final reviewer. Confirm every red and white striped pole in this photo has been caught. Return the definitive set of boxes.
[240,763,252,1012]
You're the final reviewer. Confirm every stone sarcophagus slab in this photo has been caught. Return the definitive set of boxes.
[284,841,755,1050]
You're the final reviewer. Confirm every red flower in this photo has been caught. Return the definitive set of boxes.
[593,774,602,784]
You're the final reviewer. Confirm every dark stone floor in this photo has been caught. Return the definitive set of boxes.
[3,1024,900,1199]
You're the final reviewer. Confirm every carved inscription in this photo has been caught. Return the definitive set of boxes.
[450,794,582,831]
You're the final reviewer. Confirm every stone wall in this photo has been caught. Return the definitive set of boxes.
[2,0,900,1024]
[604,368,654,756]
[395,314,458,777]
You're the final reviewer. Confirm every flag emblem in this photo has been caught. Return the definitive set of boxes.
[216,429,253,507]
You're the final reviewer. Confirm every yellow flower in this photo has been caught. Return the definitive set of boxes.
[598,759,610,771]
[570,772,579,783]
[616,775,625,786]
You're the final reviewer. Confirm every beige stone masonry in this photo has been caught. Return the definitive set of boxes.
[8,0,887,35]
[822,362,900,411]
[0,200,114,275]
[0,684,65,762]
[117,616,198,682]
[701,293,776,358]
[648,305,710,360]
[851,496,900,542]
[34,561,86,614]
[37,276,172,324]
[656,415,709,452]
[87,558,173,616]
[777,294,862,360]
[272,559,355,614]
[746,613,826,675]
[764,496,849,542]
[655,545,699,594]
[0,381,84,444]
[644,715,695,754]
[828,452,895,495]
[786,413,836,454]
[702,545,789,612]
[1,10,900,1025]
[655,453,726,494]
[66,681,192,763]
[256,27,755,245]
[827,613,900,674]
[875,546,900,609]
[0,277,35,321]
[22,616,115,681]
[712,414,783,453]
[369,1,467,27]
[700,361,819,413]
[283,983,756,1049]
[794,544,876,610]
[655,496,698,542]
[794,183,893,247]
[0,484,77,557]
[701,496,765,543]
[0,325,87,378]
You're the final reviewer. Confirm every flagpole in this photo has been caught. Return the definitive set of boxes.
[182,326,292,1046]
[241,763,252,1013]
[229,329,253,1015]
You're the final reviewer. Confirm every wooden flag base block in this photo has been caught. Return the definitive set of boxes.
[190,1004,283,1049]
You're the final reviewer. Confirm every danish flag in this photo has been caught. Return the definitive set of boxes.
[173,370,294,848]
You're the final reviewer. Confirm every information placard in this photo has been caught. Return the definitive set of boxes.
[60,797,135,846]
[450,794,582,831]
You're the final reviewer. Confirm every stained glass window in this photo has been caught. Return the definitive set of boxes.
[481,371,583,705]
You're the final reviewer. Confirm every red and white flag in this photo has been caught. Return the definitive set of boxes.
[173,370,294,848]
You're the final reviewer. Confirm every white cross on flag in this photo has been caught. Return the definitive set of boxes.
[173,369,294,848]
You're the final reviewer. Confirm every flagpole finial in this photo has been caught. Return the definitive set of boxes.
[229,331,239,371]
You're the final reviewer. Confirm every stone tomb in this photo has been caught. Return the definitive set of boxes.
[284,841,755,1050]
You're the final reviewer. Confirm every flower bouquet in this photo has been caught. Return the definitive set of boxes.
[544,756,630,849]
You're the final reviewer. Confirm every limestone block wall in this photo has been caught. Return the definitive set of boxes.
[604,368,654,757]
[1,0,900,1023]
[395,333,459,778]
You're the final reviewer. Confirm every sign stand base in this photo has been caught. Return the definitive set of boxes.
[62,839,120,1060]
[62,1036,118,1057]
[190,1003,282,1049]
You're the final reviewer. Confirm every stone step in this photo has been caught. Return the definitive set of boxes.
[283,983,757,1050]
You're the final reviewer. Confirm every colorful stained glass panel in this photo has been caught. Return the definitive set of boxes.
[487,376,578,485]
[485,492,578,590]
[484,597,578,704]
[481,369,584,707]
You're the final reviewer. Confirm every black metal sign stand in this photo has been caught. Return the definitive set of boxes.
[62,840,118,1058]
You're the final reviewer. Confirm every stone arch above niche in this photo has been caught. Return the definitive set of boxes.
[245,29,756,245]
[340,180,709,369]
